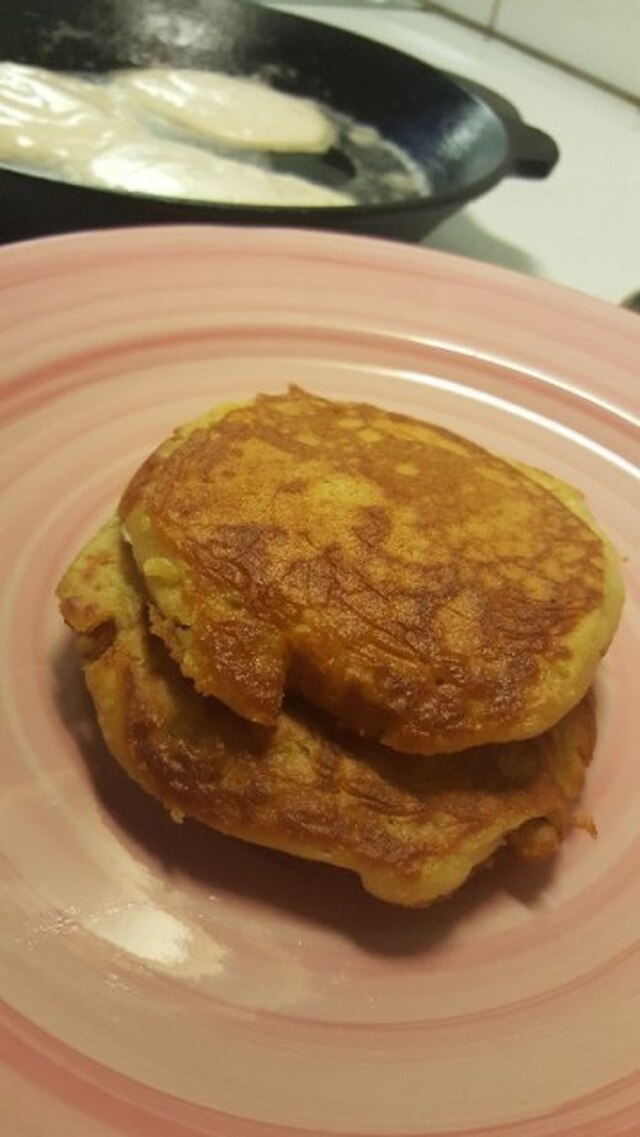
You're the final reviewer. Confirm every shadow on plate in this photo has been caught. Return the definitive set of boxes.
[53,632,558,958]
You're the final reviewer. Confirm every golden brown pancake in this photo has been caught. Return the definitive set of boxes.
[120,388,623,755]
[57,518,597,907]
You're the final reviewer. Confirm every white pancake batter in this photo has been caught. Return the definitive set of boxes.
[75,137,353,205]
[109,68,336,153]
[0,63,140,168]
[0,62,352,206]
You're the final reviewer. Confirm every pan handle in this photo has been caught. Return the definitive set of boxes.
[507,120,559,179]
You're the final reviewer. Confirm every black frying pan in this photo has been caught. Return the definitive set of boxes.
[0,0,559,243]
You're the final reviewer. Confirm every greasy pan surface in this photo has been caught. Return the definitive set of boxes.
[0,0,557,242]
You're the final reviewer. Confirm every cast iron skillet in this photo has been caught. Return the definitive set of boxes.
[0,0,559,243]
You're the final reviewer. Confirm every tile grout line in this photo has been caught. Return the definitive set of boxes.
[488,0,501,32]
[419,3,639,106]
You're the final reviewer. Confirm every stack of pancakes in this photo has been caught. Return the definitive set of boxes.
[57,388,624,906]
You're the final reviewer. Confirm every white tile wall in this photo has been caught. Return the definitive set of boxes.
[431,0,639,98]
[495,0,640,98]
[273,2,639,98]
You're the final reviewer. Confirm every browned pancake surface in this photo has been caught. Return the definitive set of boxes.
[120,388,621,754]
[57,519,597,907]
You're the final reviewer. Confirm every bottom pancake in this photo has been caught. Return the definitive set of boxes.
[57,518,597,907]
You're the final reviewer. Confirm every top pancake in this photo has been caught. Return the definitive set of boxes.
[120,387,623,755]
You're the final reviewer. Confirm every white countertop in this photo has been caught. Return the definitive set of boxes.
[276,3,640,306]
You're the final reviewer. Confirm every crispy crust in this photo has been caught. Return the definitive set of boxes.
[119,388,622,754]
[58,518,597,907]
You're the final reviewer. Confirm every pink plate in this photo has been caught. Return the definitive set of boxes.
[1,226,639,1137]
